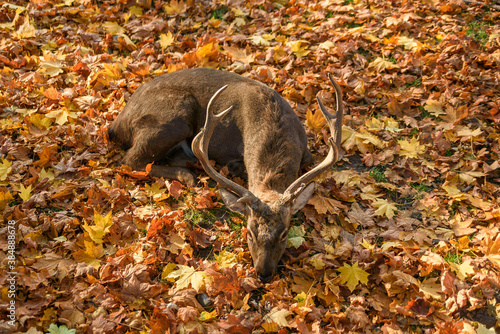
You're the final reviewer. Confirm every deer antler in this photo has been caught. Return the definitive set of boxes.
[192,85,258,203]
[281,74,344,204]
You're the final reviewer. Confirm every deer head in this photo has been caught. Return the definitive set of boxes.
[192,75,343,282]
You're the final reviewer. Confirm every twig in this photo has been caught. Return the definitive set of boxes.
[463,0,500,10]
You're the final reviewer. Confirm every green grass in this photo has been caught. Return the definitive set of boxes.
[211,6,228,20]
[410,183,431,192]
[466,22,489,45]
[370,165,388,183]
[445,252,462,264]
[406,78,422,88]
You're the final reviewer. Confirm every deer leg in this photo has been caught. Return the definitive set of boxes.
[123,124,197,186]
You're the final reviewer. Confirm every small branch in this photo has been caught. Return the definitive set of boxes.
[463,0,500,10]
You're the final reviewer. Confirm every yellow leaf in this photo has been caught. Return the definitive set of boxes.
[397,36,422,52]
[145,182,167,201]
[360,238,374,250]
[161,262,178,281]
[306,108,327,133]
[102,21,124,35]
[337,261,369,292]
[0,159,12,181]
[424,99,445,117]
[38,168,55,181]
[30,114,52,129]
[369,57,399,71]
[163,0,186,15]
[294,292,307,307]
[103,63,123,79]
[129,5,143,15]
[319,40,335,50]
[248,34,271,46]
[199,310,217,322]
[166,265,206,291]
[196,42,216,60]
[39,60,64,77]
[233,17,245,27]
[15,15,35,38]
[449,260,474,280]
[288,41,310,58]
[398,137,426,159]
[45,109,77,126]
[371,199,397,219]
[262,307,290,327]
[0,191,14,210]
[214,250,238,268]
[19,183,32,201]
[159,31,174,50]
[73,240,104,269]
[82,211,113,244]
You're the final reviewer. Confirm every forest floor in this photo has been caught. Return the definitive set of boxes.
[0,0,499,333]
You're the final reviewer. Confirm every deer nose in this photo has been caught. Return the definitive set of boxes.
[258,274,273,283]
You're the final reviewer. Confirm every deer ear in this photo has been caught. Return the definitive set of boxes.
[291,182,315,214]
[220,188,247,215]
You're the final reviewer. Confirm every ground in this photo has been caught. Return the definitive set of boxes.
[0,0,499,333]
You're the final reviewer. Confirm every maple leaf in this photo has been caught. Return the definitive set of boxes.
[102,21,124,35]
[337,262,369,292]
[0,159,12,181]
[14,14,35,39]
[82,211,113,244]
[215,250,238,268]
[166,265,207,291]
[287,225,306,248]
[42,87,61,100]
[398,137,426,158]
[308,195,347,215]
[424,99,445,117]
[200,310,218,322]
[145,182,167,201]
[19,183,32,201]
[159,32,174,50]
[306,108,327,133]
[163,0,186,15]
[248,34,272,46]
[29,113,52,129]
[262,307,290,328]
[73,240,103,269]
[371,199,397,219]
[288,40,310,58]
[38,168,55,181]
[0,191,14,210]
[39,60,64,77]
[369,57,400,71]
[448,260,474,280]
[397,36,422,52]
[45,108,78,125]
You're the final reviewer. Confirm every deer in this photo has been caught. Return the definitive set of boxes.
[108,68,343,282]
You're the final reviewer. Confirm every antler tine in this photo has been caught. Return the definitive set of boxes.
[281,74,344,204]
[192,85,257,202]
